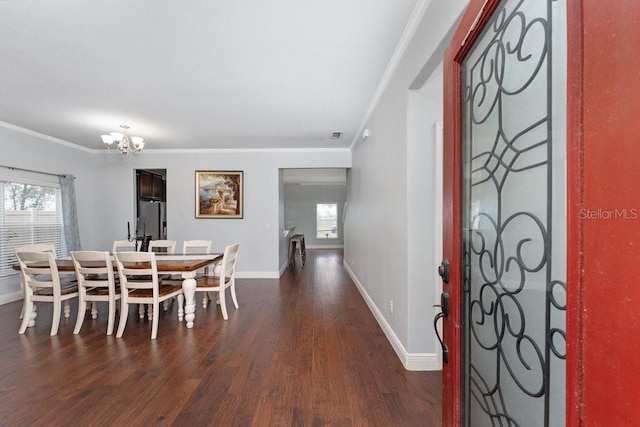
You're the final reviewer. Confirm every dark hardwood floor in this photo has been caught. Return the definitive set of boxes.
[0,249,441,426]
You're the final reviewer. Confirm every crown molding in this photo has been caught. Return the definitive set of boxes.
[138,147,352,155]
[0,120,94,153]
[350,0,434,150]
[0,120,353,155]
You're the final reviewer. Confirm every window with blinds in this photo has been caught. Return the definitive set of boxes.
[0,179,67,277]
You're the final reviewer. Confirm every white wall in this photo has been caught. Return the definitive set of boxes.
[407,65,443,354]
[1,129,350,302]
[344,0,468,370]
[0,124,97,304]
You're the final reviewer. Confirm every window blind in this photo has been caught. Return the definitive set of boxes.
[0,179,67,277]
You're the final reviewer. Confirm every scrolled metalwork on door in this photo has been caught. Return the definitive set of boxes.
[461,0,566,426]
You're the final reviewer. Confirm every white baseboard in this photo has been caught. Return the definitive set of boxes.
[343,261,441,371]
[235,271,280,279]
[0,291,23,306]
[306,245,344,249]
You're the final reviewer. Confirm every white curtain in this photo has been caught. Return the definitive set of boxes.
[59,174,82,252]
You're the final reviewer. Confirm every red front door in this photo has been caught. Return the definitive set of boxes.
[443,0,640,425]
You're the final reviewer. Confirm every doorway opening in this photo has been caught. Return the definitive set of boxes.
[135,169,166,251]
[281,168,347,249]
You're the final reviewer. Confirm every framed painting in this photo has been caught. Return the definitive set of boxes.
[195,170,243,218]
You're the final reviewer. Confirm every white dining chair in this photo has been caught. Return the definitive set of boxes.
[114,251,183,339]
[15,243,58,321]
[71,251,121,335]
[193,243,240,319]
[169,240,216,307]
[147,240,176,254]
[182,239,212,254]
[146,240,177,314]
[161,240,213,286]
[16,251,79,336]
[112,239,137,253]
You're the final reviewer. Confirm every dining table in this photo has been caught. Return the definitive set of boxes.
[154,253,222,328]
[14,253,222,329]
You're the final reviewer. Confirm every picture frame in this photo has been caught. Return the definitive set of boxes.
[195,170,243,218]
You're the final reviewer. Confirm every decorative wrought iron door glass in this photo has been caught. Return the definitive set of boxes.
[461,0,567,425]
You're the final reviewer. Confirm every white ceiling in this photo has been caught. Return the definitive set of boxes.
[0,0,421,151]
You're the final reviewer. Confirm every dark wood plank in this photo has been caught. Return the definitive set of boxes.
[0,249,441,426]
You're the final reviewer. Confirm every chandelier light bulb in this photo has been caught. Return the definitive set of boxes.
[110,132,124,142]
[130,136,145,149]
[100,124,146,157]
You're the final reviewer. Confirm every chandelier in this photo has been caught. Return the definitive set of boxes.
[101,125,145,156]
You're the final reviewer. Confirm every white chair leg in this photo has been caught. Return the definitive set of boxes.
[19,277,26,319]
[63,301,71,319]
[18,299,34,334]
[151,302,159,339]
[163,300,169,311]
[73,298,87,334]
[91,302,98,319]
[202,292,209,308]
[219,290,228,320]
[147,304,153,321]
[138,304,145,319]
[116,301,128,338]
[230,282,239,309]
[51,299,62,336]
[106,297,116,336]
[177,294,184,321]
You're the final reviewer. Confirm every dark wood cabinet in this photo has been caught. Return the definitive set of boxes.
[137,171,165,201]
[152,174,164,200]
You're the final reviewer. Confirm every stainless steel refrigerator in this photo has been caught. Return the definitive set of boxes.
[137,201,167,241]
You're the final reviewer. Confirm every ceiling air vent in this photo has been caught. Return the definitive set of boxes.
[331,131,343,139]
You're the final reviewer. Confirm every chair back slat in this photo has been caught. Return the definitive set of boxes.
[219,243,240,282]
[183,240,212,274]
[183,240,212,254]
[15,243,57,266]
[16,243,57,256]
[16,251,60,291]
[147,240,176,254]
[114,251,158,290]
[112,240,137,253]
[70,251,116,290]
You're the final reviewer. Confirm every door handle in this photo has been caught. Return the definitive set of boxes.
[435,292,449,316]
[433,292,449,363]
